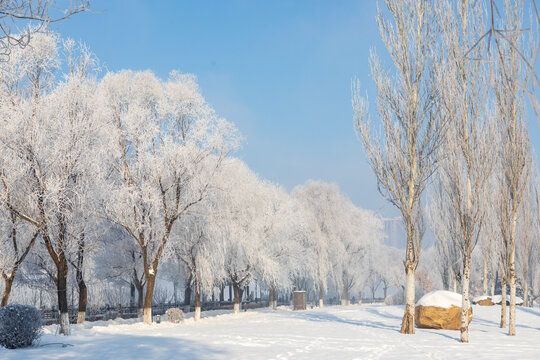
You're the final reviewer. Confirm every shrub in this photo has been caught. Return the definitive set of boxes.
[0,305,43,349]
[165,308,184,324]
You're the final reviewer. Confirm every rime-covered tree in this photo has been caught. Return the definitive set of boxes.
[212,159,275,314]
[97,70,239,324]
[0,33,101,334]
[353,0,443,333]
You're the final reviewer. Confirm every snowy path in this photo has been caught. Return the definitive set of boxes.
[3,304,540,359]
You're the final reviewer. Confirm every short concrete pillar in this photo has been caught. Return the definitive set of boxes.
[293,291,306,311]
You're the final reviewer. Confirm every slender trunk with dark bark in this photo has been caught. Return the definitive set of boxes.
[194,280,201,321]
[269,287,277,309]
[76,233,87,324]
[1,274,15,307]
[184,276,192,313]
[132,271,145,318]
[57,256,70,335]
[143,274,156,324]
[76,274,87,324]
[130,282,136,308]
[500,275,507,328]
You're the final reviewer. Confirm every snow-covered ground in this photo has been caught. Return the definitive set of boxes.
[2,304,539,359]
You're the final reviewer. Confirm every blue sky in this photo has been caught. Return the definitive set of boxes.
[53,0,539,219]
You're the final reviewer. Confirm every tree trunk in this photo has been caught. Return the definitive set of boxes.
[1,274,15,307]
[143,274,156,325]
[57,256,70,335]
[490,275,495,297]
[184,275,192,313]
[233,283,241,314]
[269,288,277,309]
[341,286,349,306]
[136,282,144,317]
[508,267,516,336]
[130,282,135,308]
[460,256,471,343]
[219,285,224,303]
[500,275,507,328]
[194,281,201,322]
[400,262,415,334]
[358,291,362,305]
[482,258,488,296]
[508,214,517,336]
[76,277,87,324]
[523,279,528,308]
[318,282,324,308]
[228,284,232,302]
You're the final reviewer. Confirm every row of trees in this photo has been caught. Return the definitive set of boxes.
[355,0,538,342]
[0,32,394,335]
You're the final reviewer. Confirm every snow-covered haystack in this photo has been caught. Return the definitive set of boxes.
[415,290,472,330]
[491,295,523,306]
[472,295,494,306]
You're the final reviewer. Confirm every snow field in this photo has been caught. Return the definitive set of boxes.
[2,304,539,360]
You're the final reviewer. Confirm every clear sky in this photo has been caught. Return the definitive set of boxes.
[53,0,540,219]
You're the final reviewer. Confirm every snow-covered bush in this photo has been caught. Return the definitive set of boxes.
[165,308,184,324]
[385,290,405,305]
[0,305,43,349]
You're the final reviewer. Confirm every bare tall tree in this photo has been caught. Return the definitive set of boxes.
[435,0,494,343]
[517,180,537,307]
[353,0,443,334]
[493,1,533,337]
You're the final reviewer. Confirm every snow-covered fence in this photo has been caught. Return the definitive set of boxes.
[40,300,270,325]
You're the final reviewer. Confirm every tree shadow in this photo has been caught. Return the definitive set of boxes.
[288,310,401,333]
[364,307,403,321]
[417,328,459,341]
[516,307,540,318]
[4,333,229,360]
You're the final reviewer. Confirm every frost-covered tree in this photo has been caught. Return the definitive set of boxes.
[212,159,275,314]
[96,225,147,316]
[353,0,444,334]
[293,181,365,308]
[171,206,224,321]
[336,207,383,306]
[0,205,38,306]
[97,71,239,324]
[0,33,101,335]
